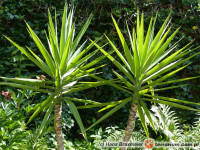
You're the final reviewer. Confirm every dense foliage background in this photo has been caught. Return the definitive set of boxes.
[0,0,200,149]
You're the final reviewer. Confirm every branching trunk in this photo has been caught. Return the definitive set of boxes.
[120,101,138,150]
[54,101,65,150]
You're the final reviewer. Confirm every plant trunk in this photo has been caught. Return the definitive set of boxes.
[54,101,65,150]
[120,101,138,150]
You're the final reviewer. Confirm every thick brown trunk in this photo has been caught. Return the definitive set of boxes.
[120,102,138,150]
[54,102,65,150]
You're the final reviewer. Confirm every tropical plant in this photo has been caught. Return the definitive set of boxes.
[0,5,111,150]
[81,10,200,150]
[0,99,50,150]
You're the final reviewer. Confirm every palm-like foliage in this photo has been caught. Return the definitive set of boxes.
[83,10,200,147]
[0,5,111,150]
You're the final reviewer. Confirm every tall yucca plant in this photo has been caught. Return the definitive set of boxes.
[83,10,200,150]
[0,5,110,150]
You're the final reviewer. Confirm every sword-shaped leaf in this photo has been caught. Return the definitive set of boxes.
[71,14,93,54]
[77,97,131,109]
[140,100,157,133]
[105,35,133,73]
[143,77,198,89]
[85,97,132,132]
[137,103,149,137]
[143,98,200,112]
[26,22,56,76]
[33,99,55,149]
[143,94,200,106]
[142,64,191,87]
[92,41,135,84]
[0,82,52,93]
[0,77,53,86]
[64,97,100,104]
[65,99,87,140]
[27,94,55,124]
[4,36,53,77]
[149,84,187,92]
[111,15,135,73]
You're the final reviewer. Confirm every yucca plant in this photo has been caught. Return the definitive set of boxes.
[0,5,111,150]
[81,10,200,150]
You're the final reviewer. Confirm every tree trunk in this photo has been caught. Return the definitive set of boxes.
[54,101,65,150]
[120,101,138,150]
